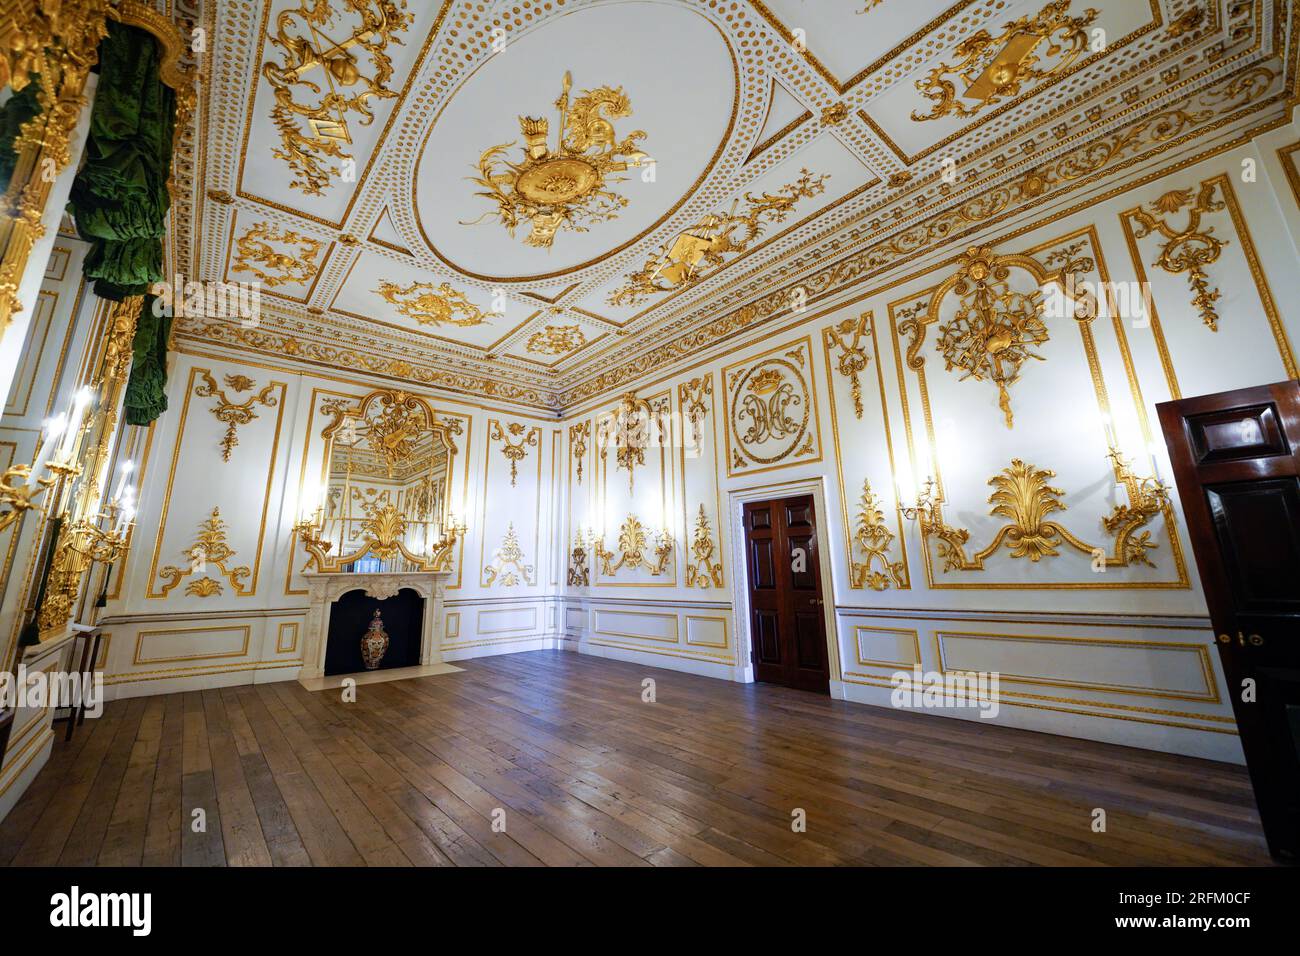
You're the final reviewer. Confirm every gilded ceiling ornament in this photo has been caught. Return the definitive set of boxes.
[608,170,829,306]
[684,505,724,589]
[261,0,413,195]
[568,420,590,483]
[1128,181,1227,330]
[158,507,252,597]
[911,1,1100,122]
[489,421,540,487]
[820,103,848,126]
[194,371,279,462]
[910,246,1053,430]
[463,71,648,248]
[1167,7,1205,37]
[824,314,872,419]
[526,324,587,356]
[232,222,323,287]
[374,279,490,327]
[678,375,712,451]
[901,454,1168,574]
[594,515,673,577]
[851,480,907,591]
[484,523,533,587]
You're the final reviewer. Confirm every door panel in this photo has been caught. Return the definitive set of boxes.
[742,494,829,694]
[1158,380,1300,861]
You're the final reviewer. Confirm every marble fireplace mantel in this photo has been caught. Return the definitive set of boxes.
[299,570,451,686]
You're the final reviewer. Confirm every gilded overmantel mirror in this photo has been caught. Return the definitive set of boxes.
[294,390,463,574]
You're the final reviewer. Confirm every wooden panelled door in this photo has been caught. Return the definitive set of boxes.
[742,495,830,693]
[1158,380,1300,862]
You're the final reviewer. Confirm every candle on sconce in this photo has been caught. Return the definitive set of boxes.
[30,413,67,480]
[113,461,134,501]
[1147,442,1163,482]
[1100,412,1117,448]
[60,387,94,461]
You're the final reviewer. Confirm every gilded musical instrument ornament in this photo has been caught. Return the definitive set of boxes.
[261,0,413,195]
[464,71,648,248]
[911,1,1100,122]
[1128,180,1227,330]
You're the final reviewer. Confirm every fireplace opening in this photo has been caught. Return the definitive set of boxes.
[323,587,424,677]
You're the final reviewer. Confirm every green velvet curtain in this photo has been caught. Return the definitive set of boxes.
[0,81,42,191]
[67,21,177,426]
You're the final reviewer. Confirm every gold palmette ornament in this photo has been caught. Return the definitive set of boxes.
[359,608,389,670]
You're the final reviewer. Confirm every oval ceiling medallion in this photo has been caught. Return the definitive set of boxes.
[413,1,738,283]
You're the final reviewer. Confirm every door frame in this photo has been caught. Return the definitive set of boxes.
[726,477,842,690]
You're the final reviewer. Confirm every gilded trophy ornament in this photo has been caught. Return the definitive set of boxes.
[374,280,490,328]
[463,71,649,248]
[608,170,828,306]
[1128,181,1227,331]
[824,314,872,419]
[261,0,413,195]
[911,1,1099,122]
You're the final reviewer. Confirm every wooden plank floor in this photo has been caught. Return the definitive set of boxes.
[0,650,1272,866]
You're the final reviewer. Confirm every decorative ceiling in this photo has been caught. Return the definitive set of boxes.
[170,0,1298,410]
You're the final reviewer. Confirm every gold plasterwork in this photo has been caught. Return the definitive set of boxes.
[489,421,540,487]
[566,531,590,587]
[684,504,723,590]
[484,523,533,587]
[594,514,673,577]
[678,375,712,451]
[907,246,1056,430]
[851,480,907,591]
[158,507,252,597]
[463,70,648,248]
[232,222,324,287]
[1128,181,1227,331]
[911,1,1100,123]
[260,0,413,195]
[608,170,829,306]
[194,371,280,462]
[373,279,490,328]
[902,454,1168,574]
[824,314,871,419]
[602,392,660,494]
[568,420,590,484]
[526,324,587,356]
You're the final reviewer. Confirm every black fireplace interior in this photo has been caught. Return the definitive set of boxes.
[323,587,424,676]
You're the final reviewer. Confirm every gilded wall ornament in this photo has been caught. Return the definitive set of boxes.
[231,222,323,287]
[905,247,1054,430]
[594,515,673,577]
[374,279,489,327]
[851,480,907,590]
[911,1,1099,122]
[527,324,587,356]
[608,170,829,306]
[678,375,712,451]
[484,523,533,586]
[684,505,724,589]
[1128,180,1227,330]
[489,421,540,487]
[261,0,413,195]
[194,371,279,462]
[568,420,590,483]
[566,531,590,587]
[603,393,659,493]
[724,341,818,472]
[463,71,648,248]
[824,314,871,419]
[358,502,406,560]
[158,507,252,597]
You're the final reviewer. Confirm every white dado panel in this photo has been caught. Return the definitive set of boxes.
[132,624,251,666]
[594,608,679,644]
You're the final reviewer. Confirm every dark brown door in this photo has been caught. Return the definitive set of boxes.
[1158,380,1300,862]
[742,494,829,693]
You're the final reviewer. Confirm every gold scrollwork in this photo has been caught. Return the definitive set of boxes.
[824,314,871,419]
[678,375,712,451]
[194,371,279,462]
[260,0,413,195]
[374,279,490,328]
[911,1,1099,123]
[594,515,673,577]
[684,505,723,589]
[1128,180,1227,330]
[158,507,252,597]
[851,480,907,590]
[608,170,828,306]
[484,523,534,587]
[464,71,648,248]
[602,392,659,494]
[232,222,324,287]
[568,420,590,484]
[904,246,1057,429]
[566,531,590,587]
[489,421,540,487]
[526,324,587,356]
